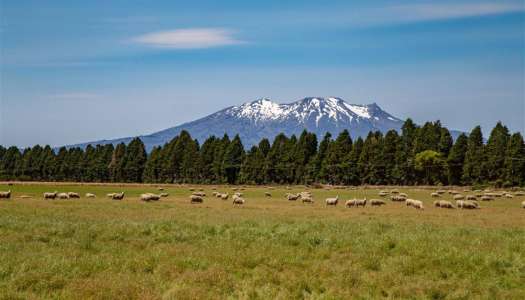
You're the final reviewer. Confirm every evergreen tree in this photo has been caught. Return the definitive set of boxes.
[109,143,127,182]
[447,133,468,185]
[485,122,510,183]
[313,133,332,182]
[143,146,162,183]
[382,130,399,184]
[223,135,244,184]
[123,138,147,182]
[503,132,525,186]
[462,126,485,184]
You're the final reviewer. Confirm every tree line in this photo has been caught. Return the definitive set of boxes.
[1,119,524,187]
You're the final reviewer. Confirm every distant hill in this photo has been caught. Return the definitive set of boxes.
[64,97,462,151]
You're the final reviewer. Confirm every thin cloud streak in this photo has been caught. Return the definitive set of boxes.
[387,2,525,23]
[48,93,103,101]
[131,28,244,49]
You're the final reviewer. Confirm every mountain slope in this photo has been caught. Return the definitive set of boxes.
[66,97,406,151]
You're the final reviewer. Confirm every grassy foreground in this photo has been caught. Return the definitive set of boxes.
[1,183,524,299]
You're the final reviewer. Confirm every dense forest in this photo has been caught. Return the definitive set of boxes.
[1,119,524,186]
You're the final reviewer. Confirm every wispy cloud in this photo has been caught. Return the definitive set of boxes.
[131,28,244,49]
[48,93,103,101]
[387,2,524,23]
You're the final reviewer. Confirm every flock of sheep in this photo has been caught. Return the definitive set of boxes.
[1,187,525,210]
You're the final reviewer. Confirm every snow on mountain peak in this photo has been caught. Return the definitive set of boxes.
[227,97,392,126]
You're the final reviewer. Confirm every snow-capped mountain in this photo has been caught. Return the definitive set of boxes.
[66,97,405,151]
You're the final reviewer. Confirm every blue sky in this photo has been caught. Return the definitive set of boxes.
[1,0,524,147]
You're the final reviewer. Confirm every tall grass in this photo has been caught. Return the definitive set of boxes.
[1,184,524,299]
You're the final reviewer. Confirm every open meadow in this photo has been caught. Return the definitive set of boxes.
[1,183,525,299]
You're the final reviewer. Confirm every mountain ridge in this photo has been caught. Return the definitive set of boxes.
[63,97,439,151]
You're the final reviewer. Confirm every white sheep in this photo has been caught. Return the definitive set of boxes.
[431,192,440,198]
[85,193,96,198]
[112,192,125,200]
[68,192,80,199]
[232,195,245,206]
[466,195,476,201]
[190,195,203,203]
[325,195,339,206]
[287,193,300,201]
[411,200,424,210]
[435,200,454,209]
[522,201,525,209]
[43,191,57,199]
[370,199,386,206]
[0,190,11,199]
[57,192,69,199]
[453,194,465,200]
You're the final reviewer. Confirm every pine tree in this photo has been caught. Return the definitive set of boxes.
[223,135,244,184]
[485,122,510,183]
[462,126,485,184]
[143,146,162,183]
[503,132,525,186]
[123,138,147,182]
[322,130,352,184]
[383,130,399,184]
[313,133,332,183]
[109,143,127,182]
[294,131,317,184]
[447,133,468,185]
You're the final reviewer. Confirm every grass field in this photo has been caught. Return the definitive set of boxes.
[1,183,524,299]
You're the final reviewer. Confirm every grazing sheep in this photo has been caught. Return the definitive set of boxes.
[370,199,386,206]
[431,192,440,198]
[355,199,367,207]
[481,195,493,201]
[405,199,415,207]
[57,192,69,199]
[141,193,160,202]
[453,194,465,200]
[287,193,300,201]
[68,192,80,199]
[391,195,407,202]
[505,194,514,199]
[411,200,424,210]
[302,196,314,203]
[232,195,245,206]
[0,190,11,199]
[43,191,57,199]
[399,193,408,198]
[234,192,243,197]
[85,193,96,198]
[522,201,525,208]
[192,191,206,197]
[379,191,389,197]
[325,195,339,206]
[212,191,219,197]
[158,187,164,191]
[515,191,525,196]
[435,200,455,209]
[107,193,115,198]
[190,195,203,203]
[160,193,169,197]
[466,195,477,201]
[112,192,125,200]
[449,190,460,195]
[391,190,399,194]
[264,192,272,197]
[345,199,356,207]
[221,193,229,200]
[457,200,478,209]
